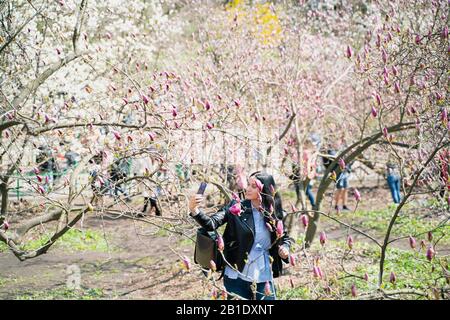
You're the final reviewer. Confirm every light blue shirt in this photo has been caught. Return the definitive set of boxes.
[224,205,273,283]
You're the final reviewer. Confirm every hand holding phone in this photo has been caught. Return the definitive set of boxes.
[197,182,208,195]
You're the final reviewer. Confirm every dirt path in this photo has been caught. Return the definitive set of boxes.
[0,185,446,299]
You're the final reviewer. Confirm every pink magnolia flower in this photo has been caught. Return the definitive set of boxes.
[276,220,284,237]
[229,203,242,216]
[2,221,9,230]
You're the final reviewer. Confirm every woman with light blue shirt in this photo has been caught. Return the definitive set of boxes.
[189,171,292,300]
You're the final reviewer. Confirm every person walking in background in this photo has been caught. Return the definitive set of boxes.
[386,160,402,204]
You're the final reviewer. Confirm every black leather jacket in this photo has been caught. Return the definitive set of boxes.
[192,199,292,278]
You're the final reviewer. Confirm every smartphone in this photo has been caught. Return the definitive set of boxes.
[197,182,208,195]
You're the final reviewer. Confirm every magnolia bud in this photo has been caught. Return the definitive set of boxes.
[276,220,284,237]
[392,66,398,76]
[209,260,217,271]
[394,81,401,94]
[289,255,296,267]
[441,26,448,39]
[351,284,357,297]
[2,221,9,230]
[142,94,149,105]
[409,236,417,249]
[266,222,273,232]
[347,235,354,249]
[383,127,388,138]
[353,188,361,202]
[217,235,224,251]
[346,45,353,59]
[428,231,433,242]
[38,185,45,194]
[182,256,191,272]
[301,214,309,227]
[371,106,378,118]
[319,231,327,246]
[338,158,346,171]
[390,271,396,284]
[381,48,388,64]
[364,272,369,282]
[113,131,121,140]
[426,246,435,261]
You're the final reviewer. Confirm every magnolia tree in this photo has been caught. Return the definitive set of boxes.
[171,0,449,299]
[0,0,199,260]
[0,0,448,299]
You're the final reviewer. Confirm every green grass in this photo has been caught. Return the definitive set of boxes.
[15,287,107,300]
[350,206,450,245]
[279,239,448,300]
[18,228,115,253]
[0,242,7,253]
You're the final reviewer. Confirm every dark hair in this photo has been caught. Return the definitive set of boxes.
[249,171,284,220]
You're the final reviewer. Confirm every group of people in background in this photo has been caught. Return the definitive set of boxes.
[287,135,405,211]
